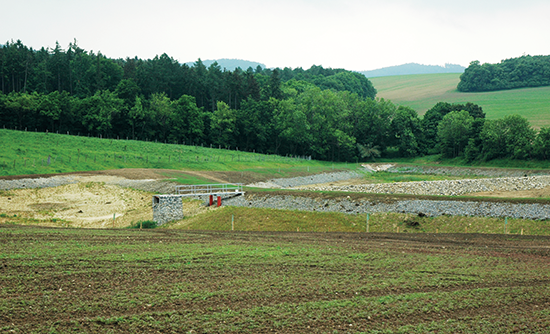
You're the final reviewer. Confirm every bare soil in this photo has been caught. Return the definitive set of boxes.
[0,227,549,333]
[0,168,169,181]
[0,179,153,228]
[0,168,295,184]
[466,185,550,198]
[0,171,220,228]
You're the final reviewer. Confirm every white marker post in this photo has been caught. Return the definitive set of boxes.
[505,217,508,234]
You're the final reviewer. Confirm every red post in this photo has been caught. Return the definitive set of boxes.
[209,195,213,206]
[217,196,222,207]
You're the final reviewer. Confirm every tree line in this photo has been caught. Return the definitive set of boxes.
[3,88,550,162]
[422,102,550,161]
[458,55,550,92]
[1,40,549,163]
[0,39,375,107]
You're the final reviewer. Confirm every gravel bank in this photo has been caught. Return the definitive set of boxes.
[0,176,79,190]
[386,166,550,178]
[0,175,178,194]
[225,194,550,220]
[299,175,550,196]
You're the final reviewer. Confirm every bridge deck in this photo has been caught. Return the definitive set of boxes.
[174,183,244,197]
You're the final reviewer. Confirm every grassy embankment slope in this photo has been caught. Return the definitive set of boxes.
[0,129,351,179]
[169,205,550,236]
[370,73,550,127]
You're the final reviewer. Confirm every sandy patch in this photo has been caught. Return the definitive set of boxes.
[0,174,217,228]
[246,181,283,188]
[294,178,367,188]
[466,186,550,199]
[0,179,152,228]
[362,164,395,172]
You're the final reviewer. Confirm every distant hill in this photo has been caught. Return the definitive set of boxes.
[360,63,465,78]
[185,59,266,71]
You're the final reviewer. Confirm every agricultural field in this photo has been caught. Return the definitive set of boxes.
[1,226,549,333]
[2,129,550,332]
[370,73,550,127]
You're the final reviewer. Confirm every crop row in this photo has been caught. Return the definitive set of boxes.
[1,226,549,332]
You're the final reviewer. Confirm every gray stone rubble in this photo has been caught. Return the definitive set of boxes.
[298,175,550,196]
[232,169,550,220]
[225,194,550,220]
[386,166,550,178]
[152,195,185,225]
[0,176,79,190]
[0,175,177,194]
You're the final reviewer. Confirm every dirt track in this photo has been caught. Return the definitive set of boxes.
[0,168,281,184]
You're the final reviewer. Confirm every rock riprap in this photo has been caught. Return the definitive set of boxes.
[0,176,78,190]
[386,166,550,178]
[0,175,178,194]
[298,175,550,196]
[225,194,550,220]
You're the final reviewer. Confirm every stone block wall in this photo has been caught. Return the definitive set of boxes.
[152,195,184,225]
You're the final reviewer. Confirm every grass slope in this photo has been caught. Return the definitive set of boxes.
[371,73,550,127]
[0,129,351,177]
[170,205,550,236]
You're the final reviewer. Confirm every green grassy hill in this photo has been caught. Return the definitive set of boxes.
[0,129,350,177]
[371,73,550,127]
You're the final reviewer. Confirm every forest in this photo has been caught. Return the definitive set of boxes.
[1,40,549,163]
[458,55,550,92]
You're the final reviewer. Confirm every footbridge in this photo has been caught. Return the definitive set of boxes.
[152,183,245,225]
[175,183,244,197]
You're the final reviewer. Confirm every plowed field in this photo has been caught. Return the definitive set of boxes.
[1,226,549,333]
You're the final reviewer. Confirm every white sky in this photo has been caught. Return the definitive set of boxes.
[2,0,550,71]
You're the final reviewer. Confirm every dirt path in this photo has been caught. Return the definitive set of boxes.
[181,170,229,183]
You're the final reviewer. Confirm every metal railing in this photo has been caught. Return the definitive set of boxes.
[175,183,244,196]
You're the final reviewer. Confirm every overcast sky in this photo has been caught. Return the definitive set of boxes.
[2,0,550,71]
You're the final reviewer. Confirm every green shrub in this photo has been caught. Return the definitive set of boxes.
[128,220,157,229]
